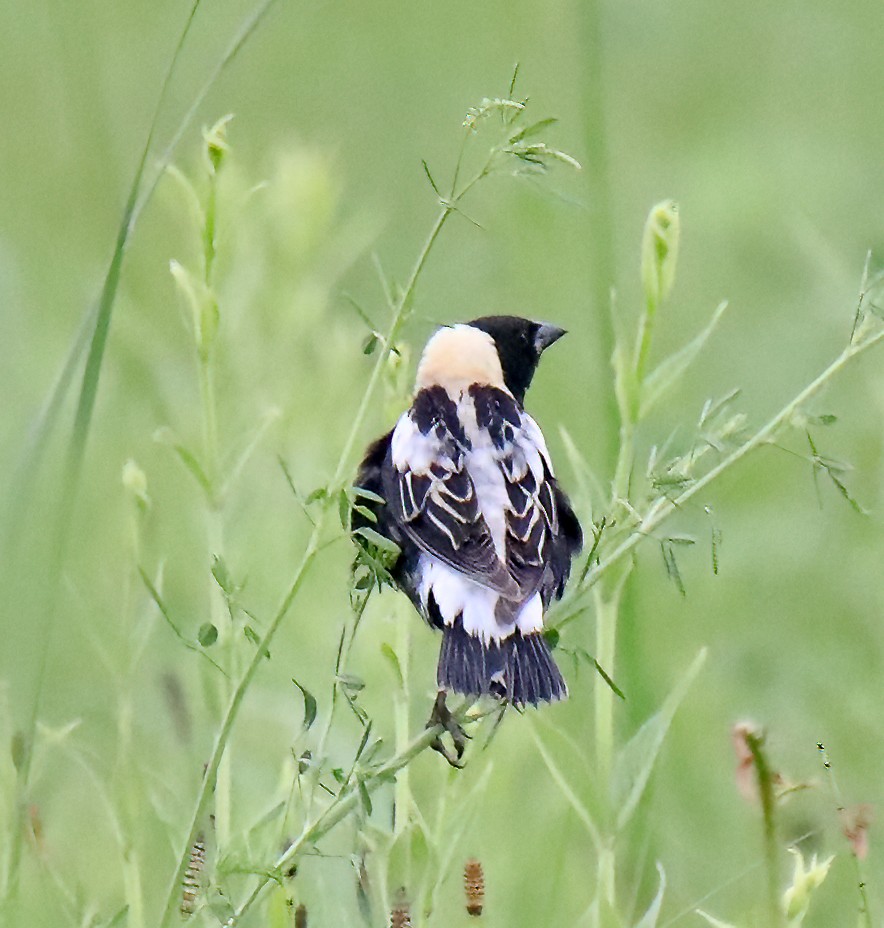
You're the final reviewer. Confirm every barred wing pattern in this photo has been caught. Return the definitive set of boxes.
[382,384,578,629]
[385,386,519,599]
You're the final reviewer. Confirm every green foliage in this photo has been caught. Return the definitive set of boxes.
[3,7,884,928]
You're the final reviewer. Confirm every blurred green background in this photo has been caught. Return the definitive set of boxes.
[2,1,883,926]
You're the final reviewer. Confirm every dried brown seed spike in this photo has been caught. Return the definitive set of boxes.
[390,887,412,928]
[180,833,207,917]
[294,903,308,928]
[464,858,485,916]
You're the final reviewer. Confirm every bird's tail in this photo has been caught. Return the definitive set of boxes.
[437,619,567,707]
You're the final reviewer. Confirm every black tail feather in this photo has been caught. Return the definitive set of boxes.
[437,620,567,707]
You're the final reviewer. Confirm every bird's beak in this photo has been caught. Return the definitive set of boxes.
[534,323,567,353]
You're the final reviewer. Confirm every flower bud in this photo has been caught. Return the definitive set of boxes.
[203,114,233,173]
[122,458,150,510]
[782,848,833,923]
[641,199,680,310]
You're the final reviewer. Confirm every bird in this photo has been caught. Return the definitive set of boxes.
[353,315,582,763]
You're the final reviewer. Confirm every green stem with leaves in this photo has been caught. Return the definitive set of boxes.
[232,719,456,925]
[581,324,884,600]
[157,191,455,928]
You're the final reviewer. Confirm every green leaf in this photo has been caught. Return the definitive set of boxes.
[170,259,217,358]
[612,648,706,832]
[10,731,28,773]
[611,322,636,426]
[641,301,728,418]
[353,486,386,505]
[660,541,686,597]
[337,673,365,692]
[244,625,270,659]
[528,723,601,850]
[99,906,130,928]
[198,623,218,647]
[380,643,404,687]
[357,779,373,817]
[352,526,401,558]
[352,721,373,764]
[508,117,558,144]
[558,425,605,512]
[154,429,212,497]
[292,678,317,731]
[698,388,742,429]
[139,567,227,675]
[634,864,666,928]
[211,555,234,595]
[666,533,696,546]
[352,504,377,524]
[592,656,626,701]
[304,487,327,505]
[421,159,441,197]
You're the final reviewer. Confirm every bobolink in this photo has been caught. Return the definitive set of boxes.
[354,316,582,760]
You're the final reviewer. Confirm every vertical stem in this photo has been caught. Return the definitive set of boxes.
[596,843,617,916]
[578,0,619,474]
[159,199,455,928]
[122,848,145,928]
[199,349,231,849]
[393,603,411,837]
[593,588,616,788]
[746,731,783,928]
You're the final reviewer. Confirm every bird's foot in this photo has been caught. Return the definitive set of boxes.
[426,691,470,768]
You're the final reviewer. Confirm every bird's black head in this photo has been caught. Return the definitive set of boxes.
[466,315,566,403]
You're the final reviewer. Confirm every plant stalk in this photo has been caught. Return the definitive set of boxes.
[578,326,884,601]
[158,199,454,928]
[231,721,452,925]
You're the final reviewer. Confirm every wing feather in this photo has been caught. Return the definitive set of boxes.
[386,388,520,598]
[468,388,581,601]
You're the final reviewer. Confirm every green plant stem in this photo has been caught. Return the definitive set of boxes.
[131,0,284,231]
[330,207,451,491]
[232,721,451,925]
[818,744,873,928]
[633,295,658,394]
[745,732,782,928]
[158,197,455,928]
[157,530,322,928]
[592,574,626,790]
[576,326,884,604]
[202,353,233,852]
[304,592,369,825]
[597,842,617,916]
[4,1,278,913]
[577,0,619,473]
[197,157,233,849]
[393,601,412,837]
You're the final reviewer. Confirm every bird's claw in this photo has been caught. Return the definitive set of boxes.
[427,691,469,768]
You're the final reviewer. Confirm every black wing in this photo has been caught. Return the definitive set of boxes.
[385,386,519,598]
[470,385,582,606]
